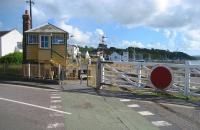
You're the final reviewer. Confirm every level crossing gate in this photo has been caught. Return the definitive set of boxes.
[88,59,200,97]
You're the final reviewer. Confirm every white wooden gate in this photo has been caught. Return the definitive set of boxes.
[95,60,200,96]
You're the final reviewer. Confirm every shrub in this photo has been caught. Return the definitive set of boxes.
[0,52,23,64]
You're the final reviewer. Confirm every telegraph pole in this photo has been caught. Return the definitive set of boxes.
[26,0,34,29]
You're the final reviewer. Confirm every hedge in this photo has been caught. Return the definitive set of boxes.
[0,52,23,64]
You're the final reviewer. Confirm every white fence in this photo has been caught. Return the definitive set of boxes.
[95,60,200,96]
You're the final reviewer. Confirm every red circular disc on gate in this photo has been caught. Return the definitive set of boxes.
[150,65,173,90]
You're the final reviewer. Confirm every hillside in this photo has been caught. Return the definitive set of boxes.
[80,46,195,60]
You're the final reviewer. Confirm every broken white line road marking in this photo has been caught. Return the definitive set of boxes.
[0,97,71,115]
[152,121,172,127]
[51,100,61,103]
[138,111,154,116]
[47,123,64,129]
[49,113,64,117]
[127,104,140,108]
[51,93,59,96]
[120,99,131,102]
[50,105,62,109]
[50,96,61,99]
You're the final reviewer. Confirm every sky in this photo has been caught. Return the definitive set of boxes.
[0,0,200,56]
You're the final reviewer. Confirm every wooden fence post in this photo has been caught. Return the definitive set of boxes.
[28,63,31,78]
[38,63,41,78]
[3,63,6,73]
[184,61,190,96]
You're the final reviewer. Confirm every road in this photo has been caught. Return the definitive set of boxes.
[0,83,65,130]
[0,81,200,130]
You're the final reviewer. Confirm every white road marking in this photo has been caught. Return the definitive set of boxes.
[127,104,140,108]
[47,123,64,129]
[51,93,59,96]
[134,100,195,109]
[50,105,62,109]
[138,111,154,116]
[51,100,61,103]
[152,121,172,127]
[0,97,71,115]
[51,96,61,99]
[120,99,131,102]
[49,113,64,117]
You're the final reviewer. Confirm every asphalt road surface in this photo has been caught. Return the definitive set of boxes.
[0,81,200,130]
[0,83,65,130]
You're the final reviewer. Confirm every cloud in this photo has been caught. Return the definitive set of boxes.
[32,7,48,25]
[152,28,160,32]
[163,29,171,38]
[56,20,105,48]
[95,29,104,36]
[2,0,200,53]
[31,1,200,34]
[164,30,177,49]
[121,40,144,48]
[57,20,92,46]
[2,0,200,32]
[182,29,200,50]
[147,42,166,50]
[121,40,166,50]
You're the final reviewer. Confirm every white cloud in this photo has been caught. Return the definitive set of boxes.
[121,40,166,50]
[152,28,160,32]
[95,29,104,36]
[32,7,48,23]
[147,42,166,50]
[57,20,92,46]
[154,0,181,12]
[154,0,169,12]
[163,29,171,38]
[182,29,200,50]
[32,1,200,33]
[167,31,177,49]
[2,0,200,53]
[27,1,200,53]
[122,40,144,48]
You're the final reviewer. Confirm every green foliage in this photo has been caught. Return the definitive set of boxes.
[0,52,23,64]
[79,45,195,60]
[79,46,95,53]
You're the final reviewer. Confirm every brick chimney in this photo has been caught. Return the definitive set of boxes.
[22,10,30,63]
[22,10,31,32]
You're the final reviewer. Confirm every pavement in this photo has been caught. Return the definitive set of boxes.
[61,81,158,130]
[0,77,60,90]
[0,80,200,130]
[61,81,200,130]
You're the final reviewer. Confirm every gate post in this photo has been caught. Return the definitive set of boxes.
[96,58,102,90]
[58,64,61,85]
[184,61,190,96]
[137,62,142,87]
